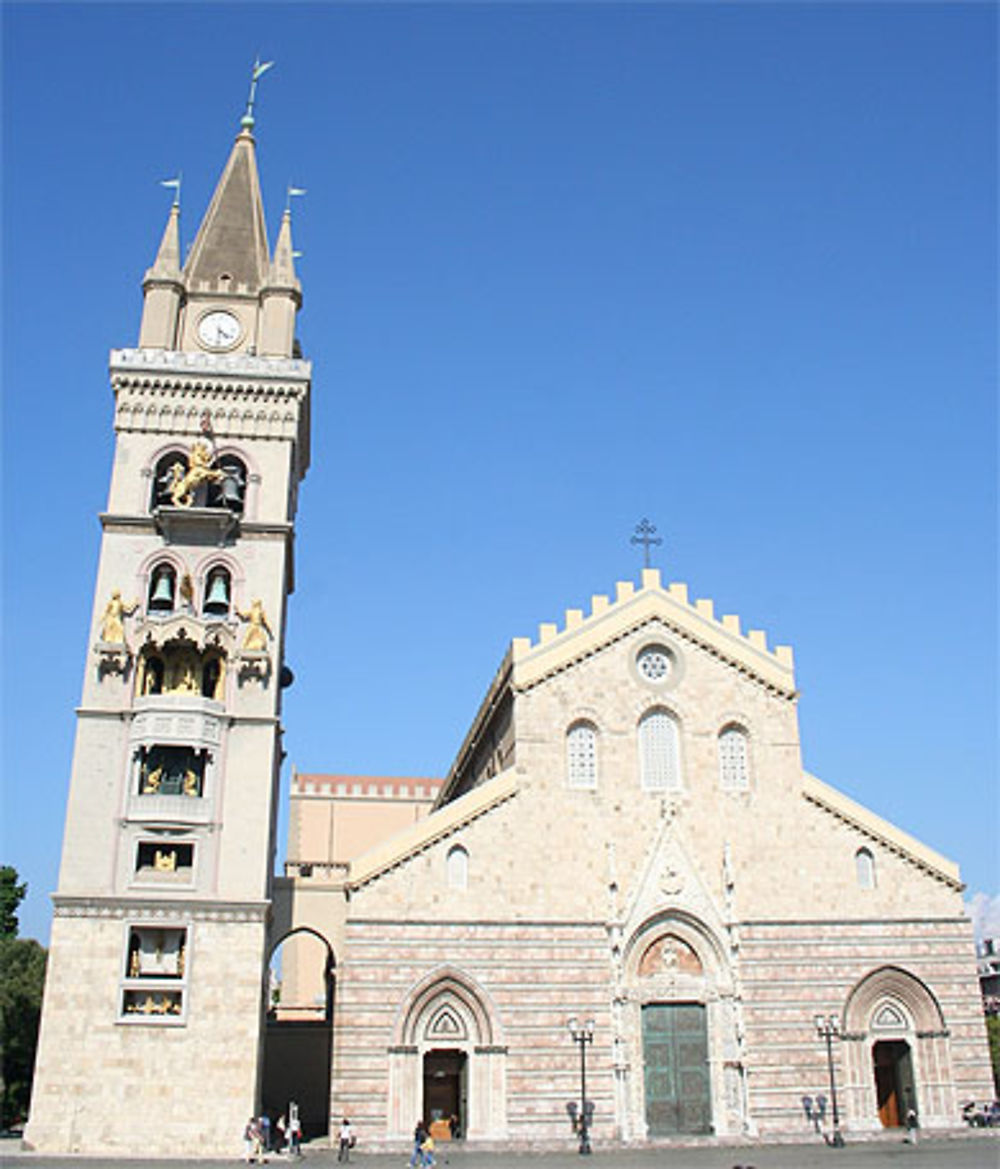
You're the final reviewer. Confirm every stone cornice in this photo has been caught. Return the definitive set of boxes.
[52,894,269,923]
[110,347,311,383]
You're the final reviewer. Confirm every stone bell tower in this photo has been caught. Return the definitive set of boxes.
[27,78,310,1156]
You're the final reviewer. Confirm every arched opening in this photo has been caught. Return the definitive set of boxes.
[147,563,176,612]
[151,451,188,510]
[262,929,335,1143]
[391,968,505,1140]
[203,566,232,617]
[208,454,247,512]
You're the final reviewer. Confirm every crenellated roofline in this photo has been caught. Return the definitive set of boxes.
[512,568,796,697]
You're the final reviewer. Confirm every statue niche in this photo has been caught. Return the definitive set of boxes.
[136,744,207,797]
[137,642,226,701]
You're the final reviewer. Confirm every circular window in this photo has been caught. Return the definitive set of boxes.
[637,644,673,682]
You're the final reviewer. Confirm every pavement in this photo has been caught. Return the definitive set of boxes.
[2,1136,999,1169]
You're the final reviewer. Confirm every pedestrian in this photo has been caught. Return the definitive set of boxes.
[421,1133,435,1168]
[904,1099,919,1144]
[259,1114,271,1154]
[289,1111,302,1156]
[409,1120,428,1168]
[243,1117,257,1163]
[338,1117,355,1162]
[275,1114,287,1154]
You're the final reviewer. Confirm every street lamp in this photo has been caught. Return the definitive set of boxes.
[814,1014,845,1148]
[567,1016,595,1155]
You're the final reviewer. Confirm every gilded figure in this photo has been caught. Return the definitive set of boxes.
[237,598,273,651]
[166,440,224,507]
[99,589,138,644]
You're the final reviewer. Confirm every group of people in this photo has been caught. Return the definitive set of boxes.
[242,1111,302,1161]
[408,1120,442,1168]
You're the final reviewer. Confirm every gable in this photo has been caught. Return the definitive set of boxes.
[511,568,796,698]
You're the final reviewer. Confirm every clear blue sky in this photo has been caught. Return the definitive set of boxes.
[2,3,996,945]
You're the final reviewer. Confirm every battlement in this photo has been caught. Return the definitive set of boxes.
[512,567,796,696]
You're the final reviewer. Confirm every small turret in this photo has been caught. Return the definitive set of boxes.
[138,202,184,349]
[259,209,302,357]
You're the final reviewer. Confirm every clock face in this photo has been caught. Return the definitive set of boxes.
[197,310,241,350]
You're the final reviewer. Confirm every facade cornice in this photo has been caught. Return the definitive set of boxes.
[52,894,270,923]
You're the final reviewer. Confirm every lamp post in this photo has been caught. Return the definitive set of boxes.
[567,1016,595,1155]
[814,1015,844,1148]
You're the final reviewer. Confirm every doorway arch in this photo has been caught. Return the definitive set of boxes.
[841,966,954,1132]
[262,928,336,1140]
[388,967,507,1140]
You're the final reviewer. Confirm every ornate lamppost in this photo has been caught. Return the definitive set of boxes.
[567,1016,595,1154]
[814,1014,845,1148]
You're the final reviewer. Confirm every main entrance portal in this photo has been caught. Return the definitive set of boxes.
[873,1040,915,1128]
[642,1003,711,1136]
[423,1049,467,1139]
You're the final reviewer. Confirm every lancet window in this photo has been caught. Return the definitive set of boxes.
[121,925,187,1021]
[207,455,247,512]
[134,745,208,798]
[855,846,876,889]
[566,721,598,789]
[202,566,232,617]
[147,563,177,612]
[639,708,681,791]
[718,724,750,790]
[446,845,469,889]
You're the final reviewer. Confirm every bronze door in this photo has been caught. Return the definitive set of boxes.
[642,1003,711,1135]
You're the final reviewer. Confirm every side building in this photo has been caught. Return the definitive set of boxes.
[27,107,310,1156]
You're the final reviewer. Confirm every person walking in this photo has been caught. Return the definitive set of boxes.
[409,1120,428,1168]
[243,1117,257,1163]
[289,1111,302,1156]
[338,1118,355,1162]
[904,1093,919,1144]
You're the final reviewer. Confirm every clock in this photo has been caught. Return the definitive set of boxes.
[197,310,242,350]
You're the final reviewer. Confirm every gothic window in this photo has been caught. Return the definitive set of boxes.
[137,643,225,700]
[151,451,188,510]
[202,566,231,616]
[446,845,469,890]
[136,841,194,878]
[121,925,187,1021]
[855,847,876,889]
[566,721,598,789]
[201,653,225,700]
[135,745,207,797]
[718,724,750,790]
[147,563,176,612]
[639,708,681,791]
[137,652,165,696]
[208,455,247,513]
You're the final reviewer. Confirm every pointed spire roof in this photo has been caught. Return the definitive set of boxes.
[266,209,301,292]
[145,202,182,280]
[184,128,270,292]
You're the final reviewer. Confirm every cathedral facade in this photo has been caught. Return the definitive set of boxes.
[27,101,992,1157]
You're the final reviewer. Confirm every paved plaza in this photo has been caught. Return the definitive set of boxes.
[2,1137,998,1169]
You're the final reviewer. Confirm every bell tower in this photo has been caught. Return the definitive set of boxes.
[27,75,310,1156]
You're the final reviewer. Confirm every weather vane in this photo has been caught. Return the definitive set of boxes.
[241,56,275,130]
[159,174,182,207]
[631,518,663,569]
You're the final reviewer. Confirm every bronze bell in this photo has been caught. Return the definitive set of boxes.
[149,570,175,611]
[203,572,230,615]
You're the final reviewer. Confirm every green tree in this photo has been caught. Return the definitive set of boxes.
[0,867,27,938]
[0,868,47,1130]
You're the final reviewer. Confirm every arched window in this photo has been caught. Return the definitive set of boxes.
[202,566,231,616]
[147,563,176,612]
[208,455,247,513]
[718,724,750,790]
[151,451,188,510]
[446,845,468,890]
[856,847,876,889]
[639,708,681,791]
[566,721,598,789]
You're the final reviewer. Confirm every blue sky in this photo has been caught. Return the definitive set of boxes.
[2,3,996,944]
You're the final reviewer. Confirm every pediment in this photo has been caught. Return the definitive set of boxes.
[511,569,795,697]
